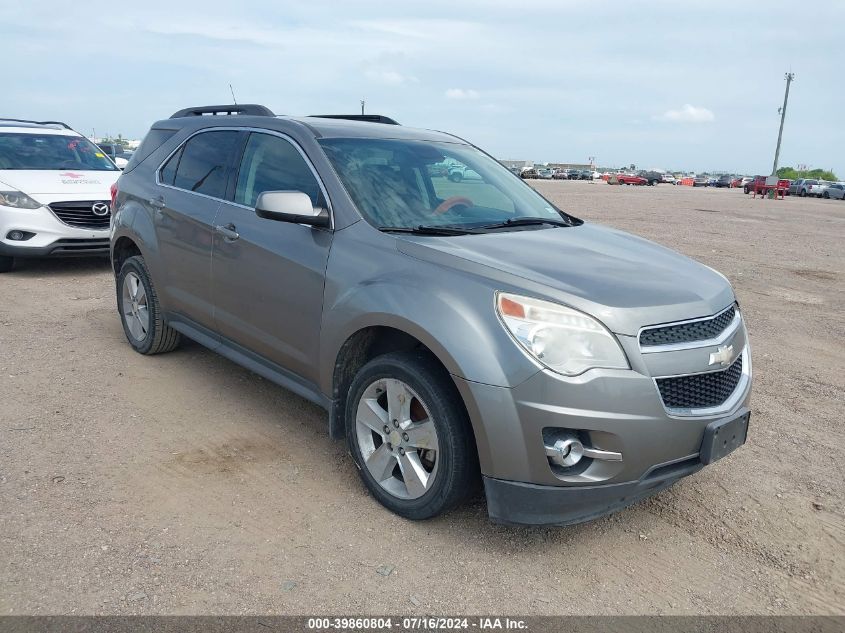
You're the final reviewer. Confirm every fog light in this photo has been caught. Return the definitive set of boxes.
[545,433,584,467]
[8,230,24,241]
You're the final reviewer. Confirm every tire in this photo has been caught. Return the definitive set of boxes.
[345,351,478,520]
[823,192,829,199]
[0,255,13,273]
[116,255,181,355]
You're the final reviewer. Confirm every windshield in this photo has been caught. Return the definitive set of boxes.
[0,133,119,171]
[318,138,579,230]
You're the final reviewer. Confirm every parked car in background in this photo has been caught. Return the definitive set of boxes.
[693,176,710,187]
[520,168,538,179]
[793,179,818,196]
[96,143,130,169]
[111,103,752,526]
[615,174,648,185]
[447,165,483,182]
[743,176,766,194]
[823,183,845,200]
[712,175,733,188]
[638,171,663,186]
[552,169,569,180]
[0,118,120,272]
[788,178,807,195]
[807,181,832,198]
[536,168,555,180]
[740,177,753,188]
[660,173,676,184]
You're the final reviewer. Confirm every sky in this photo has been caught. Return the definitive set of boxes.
[3,1,842,176]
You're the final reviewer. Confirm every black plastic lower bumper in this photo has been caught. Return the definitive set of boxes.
[0,238,110,258]
[484,458,704,526]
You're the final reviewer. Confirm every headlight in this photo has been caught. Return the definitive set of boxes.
[496,292,629,376]
[0,190,41,209]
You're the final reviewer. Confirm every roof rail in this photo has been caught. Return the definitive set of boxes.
[169,104,275,119]
[309,114,400,125]
[0,118,72,130]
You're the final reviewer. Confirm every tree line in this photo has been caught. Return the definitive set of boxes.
[776,166,838,181]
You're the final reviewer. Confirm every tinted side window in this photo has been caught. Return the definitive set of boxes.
[173,131,240,199]
[159,147,182,185]
[235,133,322,208]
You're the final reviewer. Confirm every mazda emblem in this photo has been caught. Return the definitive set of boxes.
[92,202,110,217]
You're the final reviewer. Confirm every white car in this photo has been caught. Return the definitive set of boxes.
[0,119,120,272]
[807,181,832,198]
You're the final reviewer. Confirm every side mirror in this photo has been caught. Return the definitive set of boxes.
[255,191,330,228]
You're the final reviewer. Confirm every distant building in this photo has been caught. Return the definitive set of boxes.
[548,162,592,170]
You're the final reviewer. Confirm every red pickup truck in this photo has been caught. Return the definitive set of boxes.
[744,175,790,197]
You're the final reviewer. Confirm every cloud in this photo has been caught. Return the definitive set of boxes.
[655,104,715,123]
[445,88,480,100]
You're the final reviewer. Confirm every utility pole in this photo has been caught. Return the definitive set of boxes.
[772,72,794,176]
[361,99,365,115]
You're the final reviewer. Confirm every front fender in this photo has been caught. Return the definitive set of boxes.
[319,225,540,395]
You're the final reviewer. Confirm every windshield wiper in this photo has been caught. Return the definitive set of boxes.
[475,217,573,231]
[378,225,482,236]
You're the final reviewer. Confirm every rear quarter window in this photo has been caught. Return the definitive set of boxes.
[123,128,178,172]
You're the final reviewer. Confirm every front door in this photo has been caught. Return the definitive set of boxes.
[211,131,332,384]
[154,129,241,329]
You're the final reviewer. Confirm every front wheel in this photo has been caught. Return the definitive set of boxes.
[346,351,478,520]
[0,255,13,273]
[117,255,181,355]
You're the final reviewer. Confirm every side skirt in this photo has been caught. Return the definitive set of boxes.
[166,313,333,413]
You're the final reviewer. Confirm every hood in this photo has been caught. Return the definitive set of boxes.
[0,170,120,197]
[396,223,734,336]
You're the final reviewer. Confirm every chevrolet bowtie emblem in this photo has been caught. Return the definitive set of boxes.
[709,344,735,367]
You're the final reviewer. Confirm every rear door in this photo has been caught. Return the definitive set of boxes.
[211,131,333,384]
[154,129,242,330]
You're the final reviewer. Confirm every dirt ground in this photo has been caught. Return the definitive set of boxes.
[1,182,843,615]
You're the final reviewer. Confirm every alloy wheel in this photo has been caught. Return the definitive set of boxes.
[355,378,440,500]
[121,272,150,342]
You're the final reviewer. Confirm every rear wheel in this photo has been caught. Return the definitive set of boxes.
[346,351,478,520]
[0,255,13,273]
[823,191,830,199]
[117,255,181,355]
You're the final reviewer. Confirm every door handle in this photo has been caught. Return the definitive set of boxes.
[149,196,166,209]
[214,223,240,241]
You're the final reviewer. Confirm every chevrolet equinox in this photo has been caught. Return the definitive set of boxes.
[110,104,752,525]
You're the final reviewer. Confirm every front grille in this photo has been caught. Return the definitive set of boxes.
[656,354,743,410]
[48,200,111,230]
[50,238,110,253]
[640,305,735,347]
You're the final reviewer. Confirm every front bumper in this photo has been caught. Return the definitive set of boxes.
[0,204,110,258]
[484,457,702,526]
[453,320,752,525]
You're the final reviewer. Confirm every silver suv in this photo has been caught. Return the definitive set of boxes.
[111,104,752,525]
